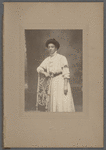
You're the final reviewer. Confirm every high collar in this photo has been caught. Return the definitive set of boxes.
[50,51,57,58]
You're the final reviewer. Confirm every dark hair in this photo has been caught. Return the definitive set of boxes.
[45,38,60,50]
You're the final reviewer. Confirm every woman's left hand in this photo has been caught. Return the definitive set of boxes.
[64,86,68,95]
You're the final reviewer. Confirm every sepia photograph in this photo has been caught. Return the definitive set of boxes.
[3,2,103,148]
[25,30,82,112]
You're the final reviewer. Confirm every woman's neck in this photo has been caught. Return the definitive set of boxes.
[50,51,57,57]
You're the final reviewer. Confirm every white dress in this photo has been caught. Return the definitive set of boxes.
[37,52,75,112]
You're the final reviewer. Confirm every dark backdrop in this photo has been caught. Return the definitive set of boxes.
[25,30,82,112]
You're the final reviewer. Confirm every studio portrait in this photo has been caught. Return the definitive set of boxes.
[3,2,103,148]
[25,30,82,112]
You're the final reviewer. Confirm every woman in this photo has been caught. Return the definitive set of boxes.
[37,38,75,112]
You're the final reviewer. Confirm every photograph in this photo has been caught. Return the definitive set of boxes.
[25,29,82,112]
[3,2,103,148]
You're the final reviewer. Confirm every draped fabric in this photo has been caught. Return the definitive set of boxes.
[37,73,51,111]
[37,52,75,112]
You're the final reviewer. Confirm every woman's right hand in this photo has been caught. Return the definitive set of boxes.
[37,68,50,78]
[44,72,50,78]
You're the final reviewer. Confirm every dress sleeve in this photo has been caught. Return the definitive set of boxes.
[61,56,70,79]
[37,58,48,73]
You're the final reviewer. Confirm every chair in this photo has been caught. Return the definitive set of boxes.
[36,73,51,111]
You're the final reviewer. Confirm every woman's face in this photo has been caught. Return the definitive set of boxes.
[48,43,57,56]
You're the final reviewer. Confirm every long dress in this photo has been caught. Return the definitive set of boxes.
[37,51,75,112]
